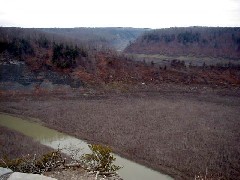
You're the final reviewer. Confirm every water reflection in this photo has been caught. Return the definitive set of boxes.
[0,113,64,141]
[0,113,173,180]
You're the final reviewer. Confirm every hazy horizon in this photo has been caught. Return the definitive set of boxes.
[0,0,240,28]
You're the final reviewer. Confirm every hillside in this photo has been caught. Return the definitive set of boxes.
[38,27,147,51]
[0,27,163,88]
[0,27,240,95]
[1,27,240,180]
[124,27,240,59]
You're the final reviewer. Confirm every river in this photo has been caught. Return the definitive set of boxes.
[0,113,173,180]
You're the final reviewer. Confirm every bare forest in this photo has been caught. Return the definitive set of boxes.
[0,27,240,179]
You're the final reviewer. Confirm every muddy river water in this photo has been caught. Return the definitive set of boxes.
[0,113,173,180]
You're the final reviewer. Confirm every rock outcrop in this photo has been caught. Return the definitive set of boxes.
[0,167,57,180]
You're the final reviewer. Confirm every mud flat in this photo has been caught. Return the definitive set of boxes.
[0,113,172,180]
[0,89,240,179]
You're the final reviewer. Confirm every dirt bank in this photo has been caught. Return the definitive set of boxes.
[0,126,54,159]
[1,87,240,179]
[0,126,120,180]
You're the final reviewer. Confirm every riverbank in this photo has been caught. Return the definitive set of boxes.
[0,126,53,159]
[1,87,240,179]
[0,126,122,180]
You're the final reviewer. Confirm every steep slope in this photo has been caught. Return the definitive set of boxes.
[124,27,240,59]
[1,27,240,94]
[0,27,162,87]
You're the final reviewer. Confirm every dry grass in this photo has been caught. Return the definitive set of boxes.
[128,53,240,66]
[0,90,240,179]
[0,126,53,159]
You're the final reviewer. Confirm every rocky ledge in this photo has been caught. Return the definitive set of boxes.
[0,167,56,180]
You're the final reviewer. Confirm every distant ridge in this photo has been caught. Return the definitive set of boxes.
[124,27,240,59]
[37,27,147,51]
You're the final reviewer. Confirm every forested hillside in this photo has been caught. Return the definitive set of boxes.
[0,27,160,86]
[1,27,240,91]
[38,27,147,51]
[124,27,240,59]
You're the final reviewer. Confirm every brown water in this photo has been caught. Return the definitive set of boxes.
[0,113,173,180]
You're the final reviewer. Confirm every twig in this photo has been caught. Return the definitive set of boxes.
[0,158,8,168]
[95,171,99,180]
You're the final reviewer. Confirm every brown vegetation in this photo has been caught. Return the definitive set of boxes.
[124,27,240,59]
[1,27,240,91]
[0,126,121,179]
[1,27,240,179]
[1,89,240,179]
[38,27,147,51]
[0,126,52,159]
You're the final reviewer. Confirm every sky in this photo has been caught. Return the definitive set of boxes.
[0,0,240,28]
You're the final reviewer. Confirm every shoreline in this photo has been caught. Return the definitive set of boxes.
[0,117,123,180]
[0,112,172,180]
[1,89,240,179]
[0,107,181,179]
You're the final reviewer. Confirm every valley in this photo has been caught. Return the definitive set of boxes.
[1,87,240,179]
[0,26,240,179]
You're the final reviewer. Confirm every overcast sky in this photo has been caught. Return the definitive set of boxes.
[0,0,240,28]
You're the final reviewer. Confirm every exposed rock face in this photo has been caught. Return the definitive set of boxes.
[0,167,13,180]
[0,167,56,180]
[0,167,13,176]
[0,61,82,92]
[8,172,57,180]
